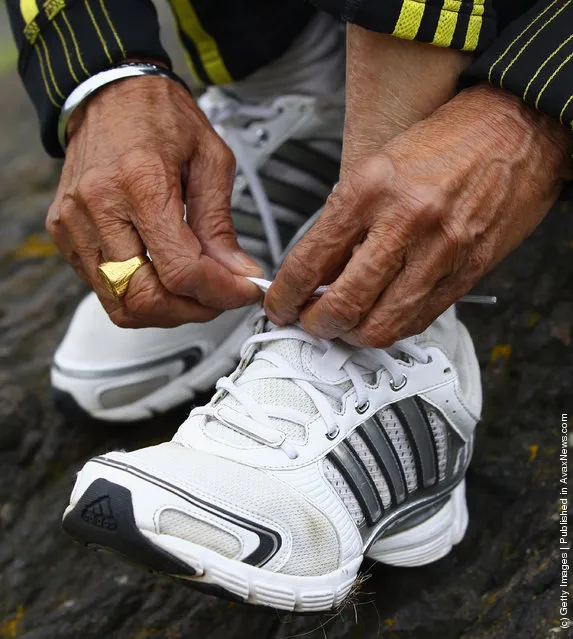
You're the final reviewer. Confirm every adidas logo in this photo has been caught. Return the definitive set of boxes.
[81,496,117,530]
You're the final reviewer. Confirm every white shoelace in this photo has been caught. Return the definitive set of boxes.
[192,307,431,460]
[202,94,285,268]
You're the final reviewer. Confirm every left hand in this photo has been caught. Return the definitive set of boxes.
[265,85,573,347]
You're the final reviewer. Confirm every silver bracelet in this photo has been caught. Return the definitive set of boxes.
[57,63,191,151]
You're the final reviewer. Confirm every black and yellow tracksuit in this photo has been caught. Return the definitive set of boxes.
[6,1,573,158]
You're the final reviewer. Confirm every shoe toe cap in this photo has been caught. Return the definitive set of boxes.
[66,443,341,574]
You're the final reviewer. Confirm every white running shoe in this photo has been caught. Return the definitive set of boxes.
[52,89,344,421]
[62,299,482,612]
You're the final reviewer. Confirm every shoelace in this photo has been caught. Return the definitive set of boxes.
[192,307,431,460]
[201,93,285,268]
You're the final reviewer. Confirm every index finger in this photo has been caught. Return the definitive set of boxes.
[265,191,364,324]
[121,153,261,310]
[142,212,260,309]
[299,230,405,339]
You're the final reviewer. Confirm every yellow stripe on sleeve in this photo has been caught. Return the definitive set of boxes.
[34,44,61,107]
[535,52,573,110]
[488,0,561,83]
[170,0,231,85]
[392,0,426,40]
[499,0,570,88]
[38,32,65,99]
[20,0,39,24]
[84,0,113,64]
[432,0,460,48]
[53,19,80,83]
[99,0,126,59]
[523,34,573,101]
[559,94,573,124]
[62,12,90,76]
[462,2,484,52]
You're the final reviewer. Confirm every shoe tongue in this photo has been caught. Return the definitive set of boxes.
[206,329,316,447]
[194,281,358,450]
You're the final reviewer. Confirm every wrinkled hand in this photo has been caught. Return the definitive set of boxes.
[47,74,261,328]
[266,85,572,346]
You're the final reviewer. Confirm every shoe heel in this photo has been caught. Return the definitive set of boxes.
[366,481,468,567]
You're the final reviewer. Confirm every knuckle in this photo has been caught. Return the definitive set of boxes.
[194,134,236,184]
[343,155,394,198]
[329,179,361,210]
[399,184,445,222]
[357,319,398,348]
[329,176,370,218]
[57,195,78,226]
[322,287,364,329]
[467,246,490,275]
[118,149,174,200]
[361,154,395,188]
[198,207,236,241]
[213,139,236,172]
[45,210,60,236]
[281,249,321,297]
[77,168,108,204]
[372,233,406,270]
[123,287,153,319]
[107,307,139,329]
[442,219,472,251]
[159,256,196,295]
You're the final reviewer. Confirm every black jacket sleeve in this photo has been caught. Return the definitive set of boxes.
[313,0,573,131]
[462,0,573,131]
[5,0,170,158]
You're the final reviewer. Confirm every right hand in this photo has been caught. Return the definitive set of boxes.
[47,74,262,328]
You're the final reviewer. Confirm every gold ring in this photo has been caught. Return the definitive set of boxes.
[97,255,150,299]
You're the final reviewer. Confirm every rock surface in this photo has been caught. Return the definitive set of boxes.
[0,15,571,639]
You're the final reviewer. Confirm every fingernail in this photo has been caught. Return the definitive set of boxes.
[229,251,264,276]
[264,299,294,326]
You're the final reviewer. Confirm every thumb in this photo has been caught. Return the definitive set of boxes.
[185,135,263,277]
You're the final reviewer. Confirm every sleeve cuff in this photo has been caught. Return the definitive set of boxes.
[15,0,171,157]
[310,0,497,52]
[462,0,573,130]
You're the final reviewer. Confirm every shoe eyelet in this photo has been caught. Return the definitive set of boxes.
[326,426,340,440]
[389,374,408,392]
[354,400,370,414]
[254,128,269,145]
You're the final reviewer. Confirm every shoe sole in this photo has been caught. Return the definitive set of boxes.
[51,315,252,422]
[62,475,467,613]
[366,480,468,566]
